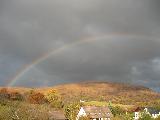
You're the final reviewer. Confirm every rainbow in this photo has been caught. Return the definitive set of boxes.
[7,33,158,86]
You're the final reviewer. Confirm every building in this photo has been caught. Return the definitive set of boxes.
[134,107,160,120]
[76,106,113,120]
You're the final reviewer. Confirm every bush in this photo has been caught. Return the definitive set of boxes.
[0,88,24,101]
[27,92,47,104]
[9,92,24,101]
[79,116,90,120]
[15,103,50,120]
[155,116,160,120]
[45,89,63,108]
[64,102,80,120]
[139,112,153,120]
[0,88,10,100]
[0,105,13,120]
[110,106,124,117]
[0,101,50,120]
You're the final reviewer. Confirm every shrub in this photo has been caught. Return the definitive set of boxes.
[27,92,47,104]
[15,103,50,120]
[64,102,80,120]
[0,101,50,120]
[0,88,10,100]
[0,105,13,120]
[9,92,24,101]
[110,106,124,117]
[155,116,160,120]
[139,112,153,120]
[79,116,90,120]
[45,89,63,108]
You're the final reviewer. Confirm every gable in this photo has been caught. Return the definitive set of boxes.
[77,107,87,116]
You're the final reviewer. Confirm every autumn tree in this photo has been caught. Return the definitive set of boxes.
[45,89,63,108]
[0,88,9,99]
[110,106,124,117]
[27,92,47,104]
[65,102,80,120]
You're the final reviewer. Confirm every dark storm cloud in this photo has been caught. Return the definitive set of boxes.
[0,0,160,89]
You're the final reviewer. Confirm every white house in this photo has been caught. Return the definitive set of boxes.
[134,107,160,120]
[76,106,113,120]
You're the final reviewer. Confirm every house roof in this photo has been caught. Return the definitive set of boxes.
[146,107,160,115]
[49,111,67,120]
[134,107,160,115]
[82,106,113,118]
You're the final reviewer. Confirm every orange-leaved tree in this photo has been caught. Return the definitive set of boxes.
[27,92,47,104]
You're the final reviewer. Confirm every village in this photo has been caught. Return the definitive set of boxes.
[0,84,160,120]
[50,100,160,120]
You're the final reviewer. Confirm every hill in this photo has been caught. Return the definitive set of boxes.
[1,81,160,106]
[0,82,160,120]
[52,82,160,105]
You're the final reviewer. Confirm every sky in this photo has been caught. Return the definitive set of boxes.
[0,0,160,91]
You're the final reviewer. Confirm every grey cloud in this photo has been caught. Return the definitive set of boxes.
[17,38,160,87]
[0,0,160,90]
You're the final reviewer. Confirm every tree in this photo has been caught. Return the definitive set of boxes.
[45,89,63,108]
[110,106,124,117]
[64,102,80,120]
[27,92,47,104]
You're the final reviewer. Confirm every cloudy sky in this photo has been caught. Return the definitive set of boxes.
[0,0,160,91]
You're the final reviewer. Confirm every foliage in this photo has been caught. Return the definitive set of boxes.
[0,101,50,120]
[123,113,134,120]
[0,88,10,100]
[9,92,24,101]
[27,92,47,104]
[99,95,106,101]
[110,106,124,117]
[0,88,24,101]
[84,101,108,106]
[64,102,80,120]
[0,105,13,120]
[45,89,63,108]
[112,113,133,120]
[155,116,160,120]
[139,111,153,120]
[79,116,90,120]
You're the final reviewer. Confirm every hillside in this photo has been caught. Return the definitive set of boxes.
[52,82,160,105]
[1,82,160,105]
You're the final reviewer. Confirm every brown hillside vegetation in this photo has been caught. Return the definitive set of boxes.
[52,82,160,105]
[0,82,160,105]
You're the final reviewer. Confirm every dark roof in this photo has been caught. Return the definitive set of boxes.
[83,106,113,118]
[49,111,67,120]
[134,107,160,115]
[146,107,160,115]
